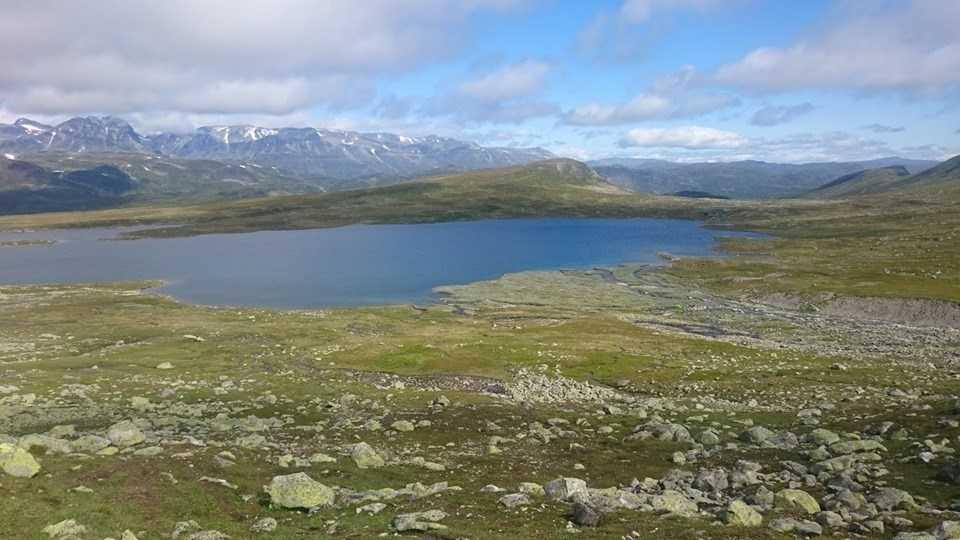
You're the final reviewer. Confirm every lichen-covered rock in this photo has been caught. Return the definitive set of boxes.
[871,487,918,512]
[250,517,277,532]
[544,477,588,501]
[740,426,776,444]
[390,420,415,432]
[775,489,821,514]
[106,420,145,448]
[570,502,601,527]
[351,442,384,469]
[72,435,111,453]
[264,472,335,509]
[724,499,763,527]
[0,443,41,478]
[652,490,698,517]
[42,519,86,539]
[830,439,886,455]
[392,510,447,532]
[809,428,840,446]
[498,493,531,509]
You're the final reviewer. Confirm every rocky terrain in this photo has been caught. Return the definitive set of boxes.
[1,257,959,538]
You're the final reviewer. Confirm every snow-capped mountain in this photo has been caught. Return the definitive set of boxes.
[0,116,554,179]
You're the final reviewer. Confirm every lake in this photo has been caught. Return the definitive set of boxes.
[0,218,757,308]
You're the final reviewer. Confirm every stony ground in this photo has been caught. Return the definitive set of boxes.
[1,256,959,540]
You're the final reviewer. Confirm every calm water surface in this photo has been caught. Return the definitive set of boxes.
[0,219,758,308]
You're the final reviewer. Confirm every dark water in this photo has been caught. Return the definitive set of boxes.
[0,219,758,308]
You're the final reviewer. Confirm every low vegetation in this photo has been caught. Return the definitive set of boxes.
[1,157,958,538]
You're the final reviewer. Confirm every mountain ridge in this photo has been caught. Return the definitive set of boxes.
[0,115,555,180]
[590,157,939,199]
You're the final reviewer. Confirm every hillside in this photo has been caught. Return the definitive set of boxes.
[881,154,960,197]
[802,166,912,199]
[0,153,323,214]
[0,159,777,237]
[591,157,937,199]
[801,155,960,200]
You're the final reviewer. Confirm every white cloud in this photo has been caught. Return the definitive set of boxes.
[716,1,960,94]
[615,128,956,163]
[458,60,550,102]
[619,126,748,149]
[619,0,730,23]
[862,124,906,134]
[425,60,558,124]
[750,102,814,126]
[0,0,524,117]
[565,67,739,125]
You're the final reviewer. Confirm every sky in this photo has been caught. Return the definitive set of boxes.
[0,0,958,163]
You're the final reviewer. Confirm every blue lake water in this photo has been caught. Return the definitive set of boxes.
[0,218,758,308]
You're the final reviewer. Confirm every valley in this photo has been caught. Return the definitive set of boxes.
[1,152,959,539]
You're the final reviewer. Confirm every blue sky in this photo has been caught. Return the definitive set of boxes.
[1,0,958,162]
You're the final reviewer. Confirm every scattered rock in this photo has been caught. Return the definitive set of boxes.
[570,502,601,527]
[392,510,448,532]
[351,442,385,469]
[106,420,145,448]
[0,443,41,478]
[264,472,335,510]
[43,520,86,539]
[724,499,762,527]
[775,489,821,514]
[652,490,698,517]
[250,517,277,533]
[544,477,588,501]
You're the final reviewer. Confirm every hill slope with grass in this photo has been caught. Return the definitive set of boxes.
[0,152,324,214]
[802,166,912,199]
[0,159,786,237]
[801,155,959,200]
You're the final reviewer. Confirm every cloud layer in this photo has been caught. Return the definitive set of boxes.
[619,126,748,149]
[750,103,814,126]
[716,1,960,94]
[0,0,522,117]
[565,67,739,125]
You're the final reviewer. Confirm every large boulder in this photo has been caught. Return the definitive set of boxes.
[652,490,698,517]
[351,442,385,469]
[740,426,776,444]
[872,487,918,512]
[775,489,821,514]
[724,499,763,527]
[0,443,41,478]
[72,435,111,453]
[570,502,602,527]
[544,477,588,501]
[107,420,145,448]
[264,472,335,509]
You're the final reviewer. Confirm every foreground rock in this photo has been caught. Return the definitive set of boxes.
[351,442,385,469]
[0,443,41,478]
[265,472,335,509]
[106,420,145,448]
[724,499,763,527]
[43,520,87,539]
[392,510,448,532]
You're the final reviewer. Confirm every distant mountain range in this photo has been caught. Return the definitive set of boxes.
[0,116,554,180]
[590,157,939,199]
